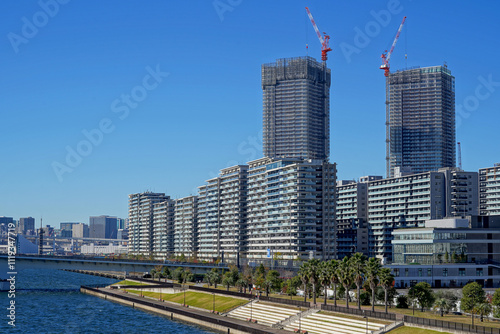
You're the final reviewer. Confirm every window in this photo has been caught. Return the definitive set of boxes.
[459,268,466,277]
[405,268,409,277]
[476,268,484,276]
[443,268,448,277]
[427,269,432,277]
[393,269,400,277]
[418,268,422,277]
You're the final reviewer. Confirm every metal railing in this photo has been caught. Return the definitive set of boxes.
[320,304,397,321]
[403,315,500,334]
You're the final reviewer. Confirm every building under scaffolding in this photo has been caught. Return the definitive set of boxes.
[262,56,331,161]
[386,65,456,177]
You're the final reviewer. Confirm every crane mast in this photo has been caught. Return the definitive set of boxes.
[305,7,332,62]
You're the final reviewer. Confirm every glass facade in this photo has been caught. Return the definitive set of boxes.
[387,66,456,177]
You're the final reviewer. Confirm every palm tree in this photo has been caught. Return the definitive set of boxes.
[475,302,492,322]
[298,262,310,303]
[378,268,394,314]
[318,260,331,306]
[351,253,367,310]
[434,298,448,317]
[337,256,354,309]
[307,259,321,305]
[365,257,381,312]
[329,259,340,307]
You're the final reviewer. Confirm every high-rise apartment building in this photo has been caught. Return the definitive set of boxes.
[262,57,331,160]
[386,65,455,177]
[246,157,336,261]
[128,192,169,254]
[366,168,477,262]
[479,164,500,216]
[152,199,175,257]
[335,177,382,259]
[173,196,198,258]
[197,165,248,262]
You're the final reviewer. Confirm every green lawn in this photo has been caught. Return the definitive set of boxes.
[372,306,500,329]
[125,290,247,313]
[113,280,149,286]
[389,326,450,334]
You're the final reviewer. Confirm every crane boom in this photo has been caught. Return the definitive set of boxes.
[380,16,406,76]
[305,7,332,62]
[305,7,323,45]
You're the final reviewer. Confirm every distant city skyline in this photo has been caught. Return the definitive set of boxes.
[1,1,499,226]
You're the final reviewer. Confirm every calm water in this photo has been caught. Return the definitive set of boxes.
[0,268,218,333]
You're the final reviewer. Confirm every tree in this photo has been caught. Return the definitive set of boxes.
[329,259,340,307]
[235,277,246,293]
[351,253,367,310]
[318,260,332,306]
[162,267,171,279]
[306,259,321,305]
[434,290,458,314]
[337,256,354,309]
[396,295,409,309]
[265,270,282,296]
[365,257,381,311]
[378,267,395,313]
[298,262,311,303]
[284,276,301,298]
[222,272,233,291]
[492,288,500,318]
[206,268,222,288]
[408,282,435,312]
[434,298,448,317]
[172,267,185,282]
[461,281,486,326]
[475,302,492,322]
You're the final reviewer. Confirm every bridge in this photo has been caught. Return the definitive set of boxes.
[0,254,229,274]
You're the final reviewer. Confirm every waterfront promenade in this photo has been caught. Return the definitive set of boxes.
[82,286,291,334]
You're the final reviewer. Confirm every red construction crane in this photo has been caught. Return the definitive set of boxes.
[305,7,332,62]
[380,16,407,77]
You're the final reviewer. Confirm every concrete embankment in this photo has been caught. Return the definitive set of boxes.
[81,286,290,334]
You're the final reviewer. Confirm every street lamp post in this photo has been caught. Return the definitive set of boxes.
[213,293,215,313]
[250,298,253,321]
[469,294,475,328]
[298,306,301,333]
[363,310,368,334]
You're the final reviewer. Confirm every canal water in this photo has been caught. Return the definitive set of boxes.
[0,268,218,333]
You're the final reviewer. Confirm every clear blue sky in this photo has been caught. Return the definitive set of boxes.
[1,0,499,228]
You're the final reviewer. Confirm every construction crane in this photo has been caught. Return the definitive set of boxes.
[380,16,406,76]
[458,142,462,170]
[305,7,332,62]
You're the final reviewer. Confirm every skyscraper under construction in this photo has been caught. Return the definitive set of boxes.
[386,65,456,177]
[262,56,331,160]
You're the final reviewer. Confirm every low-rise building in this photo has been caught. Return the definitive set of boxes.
[390,216,500,288]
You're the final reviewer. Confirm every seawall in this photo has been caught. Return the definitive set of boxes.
[81,286,289,334]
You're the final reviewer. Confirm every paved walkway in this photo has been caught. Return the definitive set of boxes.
[95,287,291,334]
